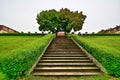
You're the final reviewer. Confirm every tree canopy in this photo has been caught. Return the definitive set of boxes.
[36,8,87,33]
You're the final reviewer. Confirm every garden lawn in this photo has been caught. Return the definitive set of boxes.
[0,35,43,59]
[71,34,120,77]
[0,34,54,79]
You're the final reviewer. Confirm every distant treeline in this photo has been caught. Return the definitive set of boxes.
[98,25,120,34]
[0,33,47,36]
[78,33,120,36]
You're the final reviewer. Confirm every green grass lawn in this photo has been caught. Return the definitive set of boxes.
[0,36,43,59]
[0,34,54,79]
[71,34,120,77]
[0,34,120,80]
[72,35,120,56]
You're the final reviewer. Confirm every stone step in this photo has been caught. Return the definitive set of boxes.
[45,52,83,54]
[46,49,82,52]
[41,56,89,59]
[39,60,92,63]
[37,63,96,67]
[35,66,99,69]
[51,42,74,44]
[34,67,100,72]
[32,72,102,76]
[44,53,84,55]
[41,57,89,60]
[43,55,87,57]
[49,45,78,47]
[52,44,76,45]
[48,47,79,49]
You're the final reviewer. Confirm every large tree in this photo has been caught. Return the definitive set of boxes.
[36,8,86,33]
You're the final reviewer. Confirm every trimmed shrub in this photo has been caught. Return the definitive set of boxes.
[0,34,54,79]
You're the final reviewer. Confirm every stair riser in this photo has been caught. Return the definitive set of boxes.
[41,58,89,60]
[48,45,78,47]
[43,55,87,57]
[50,43,75,45]
[43,54,85,55]
[32,73,101,76]
[33,69,100,72]
[50,44,77,46]
[48,46,79,49]
[46,50,82,52]
[39,61,92,63]
[45,52,83,54]
[36,65,96,67]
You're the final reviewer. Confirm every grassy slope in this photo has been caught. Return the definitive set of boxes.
[74,36,120,56]
[0,36,43,59]
[71,34,120,77]
[0,34,54,79]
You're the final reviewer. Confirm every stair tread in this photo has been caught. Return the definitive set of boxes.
[32,72,101,76]
[35,67,99,70]
[43,55,86,56]
[40,60,91,61]
[37,63,95,65]
[42,57,88,58]
[45,52,83,53]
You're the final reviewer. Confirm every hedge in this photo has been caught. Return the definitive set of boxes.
[71,34,120,77]
[0,34,54,79]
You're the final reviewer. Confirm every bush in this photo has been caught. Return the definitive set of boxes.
[71,34,120,77]
[0,34,54,79]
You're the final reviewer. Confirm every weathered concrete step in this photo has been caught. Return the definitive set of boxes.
[37,63,95,66]
[49,45,78,47]
[43,55,87,57]
[44,53,84,55]
[45,52,83,54]
[34,67,100,72]
[48,47,80,49]
[51,44,78,47]
[46,49,82,52]
[40,60,91,61]
[53,39,72,42]
[52,43,76,45]
[39,60,92,63]
[37,63,96,67]
[52,42,74,44]
[32,72,101,76]
[41,57,89,60]
[34,66,99,70]
[41,56,88,59]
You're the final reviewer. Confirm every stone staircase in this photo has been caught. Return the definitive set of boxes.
[31,37,102,76]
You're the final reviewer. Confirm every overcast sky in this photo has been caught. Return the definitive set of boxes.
[0,0,120,33]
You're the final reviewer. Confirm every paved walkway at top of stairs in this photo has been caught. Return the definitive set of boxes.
[31,36,103,76]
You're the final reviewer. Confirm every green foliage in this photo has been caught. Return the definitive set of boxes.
[0,72,7,80]
[71,34,120,77]
[0,34,54,79]
[36,8,86,33]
